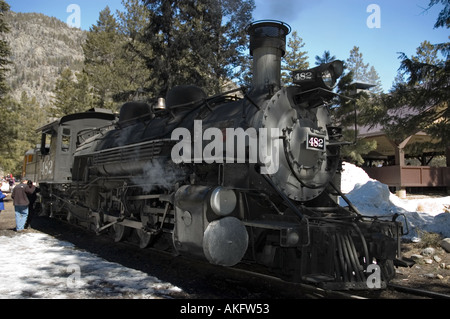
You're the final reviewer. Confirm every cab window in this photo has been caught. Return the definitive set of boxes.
[61,128,71,152]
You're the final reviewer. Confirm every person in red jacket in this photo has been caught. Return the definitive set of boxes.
[11,178,33,231]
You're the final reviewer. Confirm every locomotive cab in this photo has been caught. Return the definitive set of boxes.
[27,109,116,216]
[35,109,116,183]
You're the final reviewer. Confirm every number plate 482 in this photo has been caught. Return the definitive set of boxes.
[306,134,326,151]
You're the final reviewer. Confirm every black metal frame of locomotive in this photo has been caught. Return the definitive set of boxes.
[25,20,412,291]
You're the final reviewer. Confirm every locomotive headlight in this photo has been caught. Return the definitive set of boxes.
[293,60,343,91]
[210,187,237,216]
[321,69,334,88]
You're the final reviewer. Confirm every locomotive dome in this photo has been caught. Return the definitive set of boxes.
[165,85,207,110]
[119,101,153,125]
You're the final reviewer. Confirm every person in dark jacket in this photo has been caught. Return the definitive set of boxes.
[25,180,40,229]
[11,179,33,231]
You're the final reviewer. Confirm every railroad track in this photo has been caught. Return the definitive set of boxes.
[387,283,450,299]
[30,214,367,299]
[229,267,368,299]
[31,215,450,300]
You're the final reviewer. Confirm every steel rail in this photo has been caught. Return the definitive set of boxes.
[388,283,450,299]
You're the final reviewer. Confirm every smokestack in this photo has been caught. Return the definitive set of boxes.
[247,20,291,93]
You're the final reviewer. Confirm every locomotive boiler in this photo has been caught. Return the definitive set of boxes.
[26,20,411,290]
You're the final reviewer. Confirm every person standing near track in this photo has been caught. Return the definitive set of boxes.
[0,189,6,213]
[11,178,33,232]
[25,180,39,229]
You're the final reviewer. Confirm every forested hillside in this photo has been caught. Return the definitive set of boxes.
[4,11,86,107]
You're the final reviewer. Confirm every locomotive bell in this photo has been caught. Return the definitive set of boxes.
[154,97,166,110]
[247,20,291,93]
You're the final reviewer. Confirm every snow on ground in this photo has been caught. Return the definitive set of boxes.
[340,162,450,240]
[0,232,183,299]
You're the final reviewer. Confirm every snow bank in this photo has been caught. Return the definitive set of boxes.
[0,233,183,299]
[339,162,450,239]
[340,162,375,194]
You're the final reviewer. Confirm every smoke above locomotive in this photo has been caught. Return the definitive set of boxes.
[25,20,412,291]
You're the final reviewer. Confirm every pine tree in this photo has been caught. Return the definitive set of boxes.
[365,66,383,94]
[346,46,369,83]
[142,0,254,97]
[50,68,95,117]
[366,2,449,164]
[84,4,156,107]
[376,43,448,150]
[51,68,77,117]
[281,31,309,85]
[346,46,382,93]
[412,40,440,64]
[331,70,378,165]
[0,96,21,173]
[117,0,149,39]
[315,50,336,65]
[429,0,449,29]
[331,47,383,165]
[115,0,153,101]
[83,6,124,109]
[17,91,44,150]
[0,0,17,174]
[72,72,96,112]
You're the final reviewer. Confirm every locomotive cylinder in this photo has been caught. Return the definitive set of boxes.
[173,185,248,267]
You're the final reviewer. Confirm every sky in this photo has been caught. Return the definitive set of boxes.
[8,0,449,92]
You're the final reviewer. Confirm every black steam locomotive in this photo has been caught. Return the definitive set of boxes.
[24,21,411,290]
